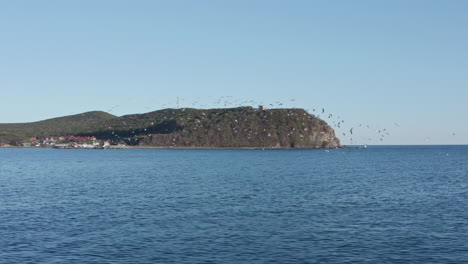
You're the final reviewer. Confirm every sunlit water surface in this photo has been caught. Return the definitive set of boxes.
[1,146,467,263]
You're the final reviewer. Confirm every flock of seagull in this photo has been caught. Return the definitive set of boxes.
[91,96,455,146]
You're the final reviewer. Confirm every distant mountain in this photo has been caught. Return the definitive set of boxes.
[0,111,117,145]
[0,107,342,148]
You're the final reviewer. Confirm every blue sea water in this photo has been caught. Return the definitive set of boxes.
[0,146,467,264]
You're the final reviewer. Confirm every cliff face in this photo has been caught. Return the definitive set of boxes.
[0,107,342,149]
[133,107,341,148]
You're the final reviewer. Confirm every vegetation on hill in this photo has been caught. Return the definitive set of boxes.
[0,107,342,148]
[0,111,117,140]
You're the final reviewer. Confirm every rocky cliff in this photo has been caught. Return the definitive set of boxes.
[133,107,341,148]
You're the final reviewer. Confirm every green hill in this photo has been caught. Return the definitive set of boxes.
[0,107,342,148]
[0,111,117,144]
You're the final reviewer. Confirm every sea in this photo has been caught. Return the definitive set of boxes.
[0,146,467,264]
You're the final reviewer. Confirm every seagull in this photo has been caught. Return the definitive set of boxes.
[322,108,325,113]
[349,128,353,135]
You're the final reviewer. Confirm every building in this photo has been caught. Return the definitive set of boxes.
[259,105,268,111]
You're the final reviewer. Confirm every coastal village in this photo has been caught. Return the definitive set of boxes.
[20,136,126,149]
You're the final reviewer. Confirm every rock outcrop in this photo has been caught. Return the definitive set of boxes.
[111,107,342,148]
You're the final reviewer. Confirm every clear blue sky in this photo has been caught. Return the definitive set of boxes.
[1,0,467,145]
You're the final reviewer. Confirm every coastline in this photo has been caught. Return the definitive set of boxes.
[0,145,344,150]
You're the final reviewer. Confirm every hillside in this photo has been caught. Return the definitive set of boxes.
[0,107,342,148]
[0,111,117,145]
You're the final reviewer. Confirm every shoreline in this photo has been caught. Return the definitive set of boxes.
[0,145,344,150]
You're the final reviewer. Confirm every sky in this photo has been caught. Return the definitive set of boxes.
[0,0,467,145]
